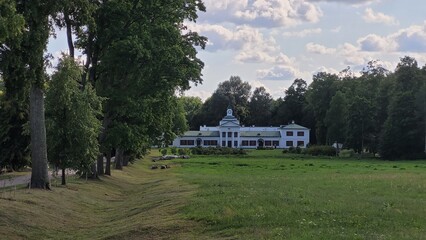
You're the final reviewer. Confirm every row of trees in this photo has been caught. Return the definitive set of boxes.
[0,0,206,187]
[180,58,426,159]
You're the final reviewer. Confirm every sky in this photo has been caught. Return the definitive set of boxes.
[48,0,426,101]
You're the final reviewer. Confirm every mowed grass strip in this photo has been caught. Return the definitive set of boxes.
[0,157,210,240]
[174,150,426,240]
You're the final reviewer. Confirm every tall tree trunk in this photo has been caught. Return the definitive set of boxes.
[115,148,123,170]
[61,167,66,185]
[89,162,98,179]
[64,11,74,58]
[122,154,129,167]
[97,154,104,176]
[105,151,111,175]
[30,85,50,189]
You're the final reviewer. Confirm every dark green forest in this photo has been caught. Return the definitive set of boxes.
[184,58,426,160]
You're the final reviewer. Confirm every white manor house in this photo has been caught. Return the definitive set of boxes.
[173,107,310,149]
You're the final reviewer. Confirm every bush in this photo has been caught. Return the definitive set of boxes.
[170,147,177,155]
[191,146,246,155]
[177,148,189,156]
[285,146,302,154]
[257,146,274,150]
[160,148,168,156]
[305,145,336,156]
[339,149,355,158]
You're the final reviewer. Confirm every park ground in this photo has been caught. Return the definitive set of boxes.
[0,150,425,239]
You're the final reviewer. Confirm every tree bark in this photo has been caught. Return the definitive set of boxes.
[97,154,104,176]
[61,167,66,185]
[64,11,74,58]
[115,148,123,170]
[89,162,98,179]
[122,154,129,167]
[105,151,111,175]
[30,85,50,189]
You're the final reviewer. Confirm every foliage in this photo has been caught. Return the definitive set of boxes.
[191,146,246,155]
[325,91,346,144]
[179,96,203,130]
[306,73,339,144]
[247,87,273,126]
[379,57,424,159]
[93,0,207,160]
[272,79,308,126]
[45,56,102,176]
[305,145,336,156]
[338,149,356,158]
[177,148,190,156]
[193,76,251,126]
[0,0,24,43]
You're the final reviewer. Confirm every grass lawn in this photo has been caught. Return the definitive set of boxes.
[0,150,425,239]
[174,150,426,239]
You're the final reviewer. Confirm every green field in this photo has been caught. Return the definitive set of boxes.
[1,150,425,239]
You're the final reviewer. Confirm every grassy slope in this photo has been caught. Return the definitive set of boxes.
[175,150,426,239]
[0,158,208,240]
[1,150,425,239]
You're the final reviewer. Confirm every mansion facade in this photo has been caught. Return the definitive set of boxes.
[172,107,310,149]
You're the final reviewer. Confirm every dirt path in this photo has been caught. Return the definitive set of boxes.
[0,169,75,188]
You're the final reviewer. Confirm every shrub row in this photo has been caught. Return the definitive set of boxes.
[191,146,246,155]
[283,145,336,156]
[159,147,190,156]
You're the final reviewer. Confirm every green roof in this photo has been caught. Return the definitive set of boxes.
[240,131,281,138]
[181,131,220,137]
[281,123,308,130]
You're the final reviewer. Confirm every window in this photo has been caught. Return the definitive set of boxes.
[180,140,195,146]
[228,132,232,137]
[297,131,304,136]
[241,141,248,146]
[234,132,238,137]
[222,141,226,147]
[222,132,226,137]
[297,141,304,147]
[228,141,232,147]
[250,140,257,146]
[286,141,293,147]
[234,141,238,147]
[204,140,218,146]
[273,141,279,146]
[265,140,272,146]
[286,131,293,136]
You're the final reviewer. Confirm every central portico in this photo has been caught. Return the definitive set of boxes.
[218,107,241,148]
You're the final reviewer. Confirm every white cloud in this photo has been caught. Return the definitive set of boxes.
[358,34,397,52]
[363,8,399,26]
[202,0,323,28]
[307,0,379,6]
[256,65,301,81]
[283,28,322,37]
[392,23,426,52]
[355,22,426,53]
[330,26,342,33]
[314,66,339,75]
[306,42,336,54]
[184,89,213,102]
[190,23,294,64]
